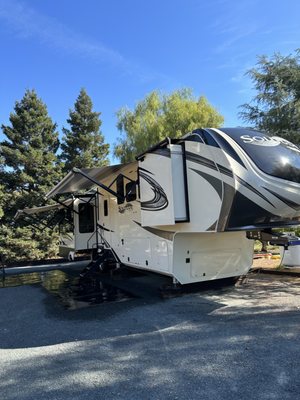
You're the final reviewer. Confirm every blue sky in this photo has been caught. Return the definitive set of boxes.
[0,0,300,162]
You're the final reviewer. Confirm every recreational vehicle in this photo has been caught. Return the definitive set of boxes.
[17,128,300,284]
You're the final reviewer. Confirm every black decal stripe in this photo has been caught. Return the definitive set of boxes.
[226,191,283,230]
[133,221,174,241]
[185,149,274,209]
[138,167,154,175]
[189,158,273,208]
[217,183,236,232]
[185,151,234,178]
[216,164,234,177]
[262,187,300,210]
[235,176,275,207]
[98,223,114,233]
[189,168,235,232]
[190,168,222,199]
[139,171,169,211]
[185,151,218,171]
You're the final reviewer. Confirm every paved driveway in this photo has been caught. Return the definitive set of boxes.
[0,271,299,400]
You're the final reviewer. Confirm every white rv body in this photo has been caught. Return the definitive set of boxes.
[19,128,300,284]
[90,159,253,284]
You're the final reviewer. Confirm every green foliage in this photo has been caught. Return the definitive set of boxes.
[240,50,300,143]
[277,226,300,237]
[0,157,4,219]
[114,88,224,162]
[1,89,60,202]
[0,186,4,220]
[0,226,59,262]
[0,89,61,262]
[60,88,109,171]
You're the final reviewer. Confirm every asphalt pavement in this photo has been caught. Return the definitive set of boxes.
[0,270,299,400]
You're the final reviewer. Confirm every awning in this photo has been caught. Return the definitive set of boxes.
[46,163,136,199]
[15,199,73,220]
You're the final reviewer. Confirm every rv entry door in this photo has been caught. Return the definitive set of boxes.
[74,199,97,251]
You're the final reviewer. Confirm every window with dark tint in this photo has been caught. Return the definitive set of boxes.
[117,175,124,204]
[78,203,94,233]
[185,128,244,167]
[206,128,245,167]
[185,129,220,147]
[184,132,204,143]
[192,129,220,148]
[104,199,108,216]
[125,181,137,202]
[221,128,300,183]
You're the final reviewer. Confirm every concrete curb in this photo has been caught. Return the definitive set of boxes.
[1,260,90,275]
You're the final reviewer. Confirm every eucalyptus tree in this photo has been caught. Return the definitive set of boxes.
[114,88,224,163]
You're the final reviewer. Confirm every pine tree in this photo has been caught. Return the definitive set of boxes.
[0,156,4,219]
[61,88,109,172]
[0,89,61,262]
[240,50,300,143]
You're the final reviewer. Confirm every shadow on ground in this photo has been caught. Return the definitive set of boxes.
[0,269,299,400]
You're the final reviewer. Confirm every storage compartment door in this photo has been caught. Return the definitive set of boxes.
[139,152,175,226]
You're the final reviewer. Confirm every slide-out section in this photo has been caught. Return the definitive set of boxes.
[139,143,189,227]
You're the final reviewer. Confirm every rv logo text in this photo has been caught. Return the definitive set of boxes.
[240,135,280,147]
[240,135,300,152]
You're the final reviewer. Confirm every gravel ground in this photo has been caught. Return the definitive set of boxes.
[252,258,281,269]
[0,270,299,400]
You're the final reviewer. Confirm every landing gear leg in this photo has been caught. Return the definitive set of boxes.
[159,277,183,298]
[235,275,248,286]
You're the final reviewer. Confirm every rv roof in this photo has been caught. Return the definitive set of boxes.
[46,163,136,199]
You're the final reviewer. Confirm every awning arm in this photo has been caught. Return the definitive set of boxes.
[19,206,72,231]
[72,168,124,201]
[54,197,79,215]
[22,213,52,231]
[108,173,135,189]
[14,198,75,220]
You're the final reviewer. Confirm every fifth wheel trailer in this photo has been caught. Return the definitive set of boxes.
[17,128,300,284]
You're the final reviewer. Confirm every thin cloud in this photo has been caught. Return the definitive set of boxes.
[214,25,258,54]
[230,64,254,99]
[0,1,124,65]
[210,0,261,54]
[0,0,169,84]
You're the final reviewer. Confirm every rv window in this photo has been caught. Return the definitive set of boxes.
[184,133,205,143]
[116,175,125,205]
[222,128,300,183]
[78,203,95,233]
[206,128,244,165]
[125,181,137,202]
[104,199,108,216]
[191,129,220,148]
